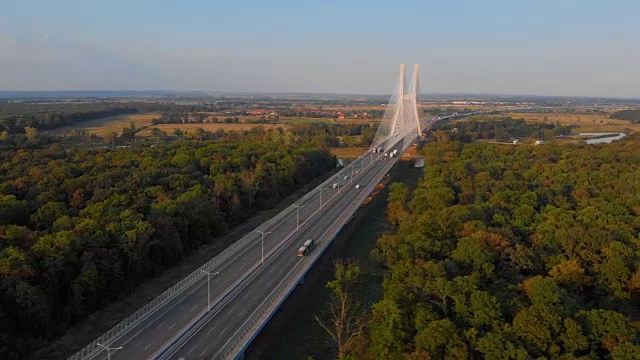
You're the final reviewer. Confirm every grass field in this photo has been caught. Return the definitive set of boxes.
[506,112,640,133]
[49,113,161,136]
[322,105,387,111]
[330,147,368,157]
[47,113,292,137]
[280,118,335,124]
[47,112,384,139]
[336,118,381,125]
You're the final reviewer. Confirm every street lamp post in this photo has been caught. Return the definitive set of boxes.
[200,269,220,312]
[293,204,305,231]
[96,343,123,360]
[256,230,271,264]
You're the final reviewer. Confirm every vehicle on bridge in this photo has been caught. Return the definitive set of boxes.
[355,184,361,189]
[297,239,315,256]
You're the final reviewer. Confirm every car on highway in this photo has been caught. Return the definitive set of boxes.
[332,183,338,189]
[355,184,361,189]
[297,239,315,256]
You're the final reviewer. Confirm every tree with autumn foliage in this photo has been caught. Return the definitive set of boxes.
[369,134,640,359]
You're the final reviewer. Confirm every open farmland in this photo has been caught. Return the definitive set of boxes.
[506,112,640,133]
[280,118,335,124]
[330,147,368,157]
[46,114,362,138]
[47,113,290,137]
[48,113,161,136]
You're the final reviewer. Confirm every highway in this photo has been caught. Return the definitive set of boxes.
[165,143,402,359]
[74,109,481,360]
[84,150,387,360]
[66,61,545,360]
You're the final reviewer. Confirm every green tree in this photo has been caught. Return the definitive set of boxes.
[104,131,118,146]
[24,126,39,141]
[316,259,365,360]
[150,127,163,143]
[369,299,410,358]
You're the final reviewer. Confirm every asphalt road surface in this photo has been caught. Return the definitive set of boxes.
[90,150,389,360]
[168,148,399,359]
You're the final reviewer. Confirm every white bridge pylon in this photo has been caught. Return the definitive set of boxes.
[370,64,421,153]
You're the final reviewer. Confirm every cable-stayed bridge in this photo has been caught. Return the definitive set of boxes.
[68,64,432,360]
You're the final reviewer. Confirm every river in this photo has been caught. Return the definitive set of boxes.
[575,132,627,144]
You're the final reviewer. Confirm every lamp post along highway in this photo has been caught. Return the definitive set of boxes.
[293,204,305,231]
[256,230,271,264]
[200,270,220,312]
[96,343,122,360]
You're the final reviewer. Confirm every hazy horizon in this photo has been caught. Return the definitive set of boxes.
[2,0,639,98]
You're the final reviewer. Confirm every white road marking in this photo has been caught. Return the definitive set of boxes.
[157,321,165,328]
[220,327,228,335]
[207,325,217,335]
[132,341,140,349]
[179,304,186,311]
[213,258,303,358]
[243,291,251,299]
[143,342,153,351]
[169,322,176,329]
[200,349,208,357]
[199,289,205,295]
[190,305,197,312]
[229,306,235,314]
[187,347,195,354]
[101,217,277,349]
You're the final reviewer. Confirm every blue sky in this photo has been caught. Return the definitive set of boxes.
[1,0,639,97]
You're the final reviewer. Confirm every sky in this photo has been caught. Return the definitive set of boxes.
[1,0,639,97]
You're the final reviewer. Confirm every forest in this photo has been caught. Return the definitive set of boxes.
[433,117,574,142]
[0,130,335,359]
[368,136,640,359]
[610,110,640,124]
